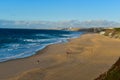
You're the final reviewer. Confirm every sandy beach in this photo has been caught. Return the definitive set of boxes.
[0,33,120,80]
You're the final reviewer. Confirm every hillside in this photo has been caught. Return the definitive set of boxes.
[95,58,120,80]
[95,28,120,80]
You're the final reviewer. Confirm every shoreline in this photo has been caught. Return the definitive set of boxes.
[0,32,84,63]
[0,33,120,80]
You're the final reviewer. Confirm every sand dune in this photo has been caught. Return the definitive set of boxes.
[0,33,120,80]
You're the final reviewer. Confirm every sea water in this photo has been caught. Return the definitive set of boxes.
[0,28,84,62]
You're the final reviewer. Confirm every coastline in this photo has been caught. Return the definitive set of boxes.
[0,33,120,80]
[0,31,83,63]
[0,29,82,63]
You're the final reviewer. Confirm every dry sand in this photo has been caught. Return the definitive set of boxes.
[0,33,120,80]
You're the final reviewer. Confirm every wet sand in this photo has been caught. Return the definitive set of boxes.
[0,33,120,80]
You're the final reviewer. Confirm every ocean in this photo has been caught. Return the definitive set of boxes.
[0,28,84,62]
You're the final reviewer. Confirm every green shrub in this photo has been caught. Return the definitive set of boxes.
[104,68,120,80]
[114,28,120,31]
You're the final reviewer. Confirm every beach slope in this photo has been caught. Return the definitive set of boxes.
[0,33,120,80]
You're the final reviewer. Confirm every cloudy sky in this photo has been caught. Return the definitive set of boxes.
[0,0,120,21]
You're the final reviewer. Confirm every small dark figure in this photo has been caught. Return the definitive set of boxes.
[66,51,71,55]
[66,51,72,58]
[37,60,40,64]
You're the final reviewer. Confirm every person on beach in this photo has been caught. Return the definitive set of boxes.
[37,60,40,64]
[66,49,72,58]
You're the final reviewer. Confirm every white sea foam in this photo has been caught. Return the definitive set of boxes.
[0,30,84,62]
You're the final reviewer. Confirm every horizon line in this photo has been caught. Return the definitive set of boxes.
[0,19,120,23]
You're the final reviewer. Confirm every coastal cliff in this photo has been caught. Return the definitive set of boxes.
[100,28,120,39]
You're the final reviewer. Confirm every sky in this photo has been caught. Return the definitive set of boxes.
[0,0,120,22]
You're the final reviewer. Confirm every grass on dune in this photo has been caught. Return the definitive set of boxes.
[104,67,120,80]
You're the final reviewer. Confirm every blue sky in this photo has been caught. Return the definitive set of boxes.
[0,0,120,21]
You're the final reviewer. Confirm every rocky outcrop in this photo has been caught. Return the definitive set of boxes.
[100,28,120,39]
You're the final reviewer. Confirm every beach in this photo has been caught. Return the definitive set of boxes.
[0,33,120,80]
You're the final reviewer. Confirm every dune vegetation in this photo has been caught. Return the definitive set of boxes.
[95,58,120,80]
